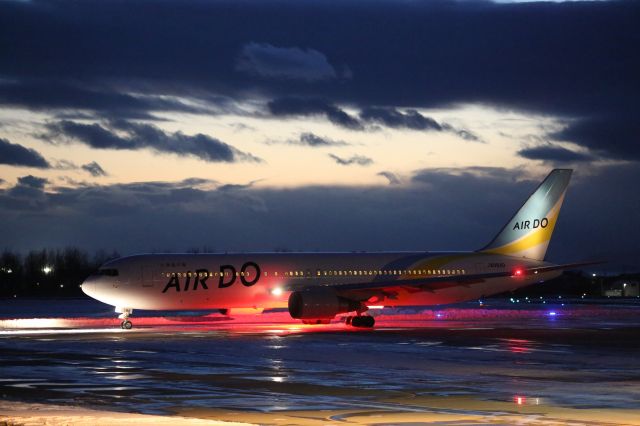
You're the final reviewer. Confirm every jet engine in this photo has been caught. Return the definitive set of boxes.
[288,288,362,319]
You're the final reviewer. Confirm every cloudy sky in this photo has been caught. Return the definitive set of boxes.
[0,0,638,270]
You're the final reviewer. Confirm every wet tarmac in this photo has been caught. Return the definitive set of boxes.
[1,298,640,424]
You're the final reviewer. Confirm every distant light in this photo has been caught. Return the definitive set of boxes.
[367,305,384,310]
[548,311,557,317]
[6,268,12,274]
[514,269,523,276]
[436,313,443,319]
[623,283,627,288]
[42,265,53,275]
[592,273,597,277]
[515,396,525,405]
[59,284,64,288]
[270,287,283,296]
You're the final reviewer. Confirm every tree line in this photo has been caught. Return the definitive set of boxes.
[0,248,120,297]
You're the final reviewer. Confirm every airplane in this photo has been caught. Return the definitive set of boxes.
[82,168,591,329]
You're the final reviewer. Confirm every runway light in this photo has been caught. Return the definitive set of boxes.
[270,287,283,296]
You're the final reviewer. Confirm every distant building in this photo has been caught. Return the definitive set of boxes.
[602,277,639,297]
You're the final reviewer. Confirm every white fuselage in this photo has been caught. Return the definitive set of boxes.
[81,251,559,312]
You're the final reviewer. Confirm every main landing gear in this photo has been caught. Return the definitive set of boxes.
[345,315,375,328]
[116,307,133,330]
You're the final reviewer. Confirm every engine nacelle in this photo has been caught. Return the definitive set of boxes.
[288,288,362,319]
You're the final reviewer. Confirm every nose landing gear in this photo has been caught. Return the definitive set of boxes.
[116,307,133,330]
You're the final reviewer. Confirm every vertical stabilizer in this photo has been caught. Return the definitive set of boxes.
[479,169,572,260]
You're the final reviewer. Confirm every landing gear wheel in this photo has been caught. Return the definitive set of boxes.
[116,307,133,330]
[350,316,375,328]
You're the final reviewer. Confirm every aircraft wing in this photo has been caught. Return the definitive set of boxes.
[285,261,602,301]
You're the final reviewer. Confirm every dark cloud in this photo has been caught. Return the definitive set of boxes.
[217,179,262,192]
[0,138,50,168]
[328,153,373,166]
[6,175,49,202]
[377,171,400,185]
[293,133,348,147]
[267,98,363,130]
[82,161,108,177]
[552,114,640,161]
[17,175,48,189]
[0,80,201,120]
[43,120,261,163]
[236,43,337,81]
[0,166,638,269]
[441,125,482,143]
[518,145,593,163]
[412,166,525,185]
[0,1,637,157]
[359,107,483,142]
[360,107,442,131]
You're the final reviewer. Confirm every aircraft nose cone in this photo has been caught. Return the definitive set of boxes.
[81,277,97,298]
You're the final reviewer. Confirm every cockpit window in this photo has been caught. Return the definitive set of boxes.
[97,268,119,276]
